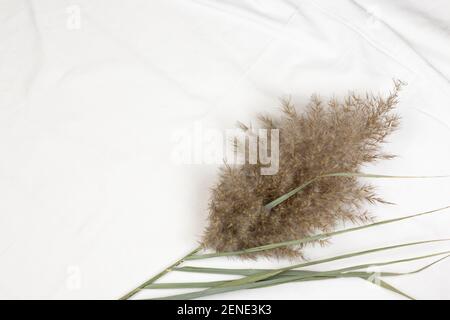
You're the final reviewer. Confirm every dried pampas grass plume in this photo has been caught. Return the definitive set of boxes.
[121,80,450,301]
[202,81,404,258]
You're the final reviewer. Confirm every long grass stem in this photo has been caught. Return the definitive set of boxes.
[119,246,201,300]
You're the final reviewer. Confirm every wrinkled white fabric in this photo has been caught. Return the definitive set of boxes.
[0,0,449,299]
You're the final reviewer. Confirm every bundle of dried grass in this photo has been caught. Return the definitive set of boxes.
[202,81,403,258]
[120,81,450,300]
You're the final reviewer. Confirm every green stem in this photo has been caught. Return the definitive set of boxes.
[265,172,449,210]
[119,246,201,300]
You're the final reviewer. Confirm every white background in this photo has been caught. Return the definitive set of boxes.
[0,0,449,299]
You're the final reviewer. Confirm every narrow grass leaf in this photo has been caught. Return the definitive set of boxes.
[265,172,449,210]
[150,251,450,300]
[146,255,450,292]
[187,208,450,260]
[366,278,415,300]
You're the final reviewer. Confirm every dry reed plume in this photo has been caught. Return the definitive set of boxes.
[202,81,404,258]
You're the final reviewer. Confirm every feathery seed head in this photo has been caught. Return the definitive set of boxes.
[202,81,404,258]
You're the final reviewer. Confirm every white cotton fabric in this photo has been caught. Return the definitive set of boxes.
[0,0,449,299]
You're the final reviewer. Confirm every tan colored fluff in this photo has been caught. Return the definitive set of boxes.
[202,81,403,258]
